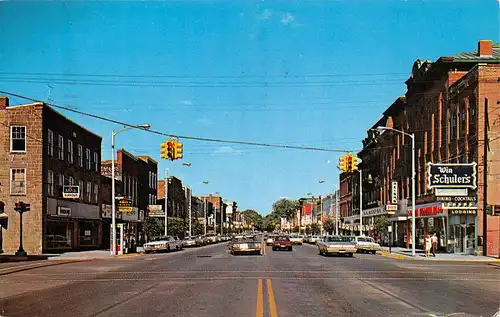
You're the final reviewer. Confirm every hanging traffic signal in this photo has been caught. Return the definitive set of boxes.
[160,141,169,159]
[346,154,353,173]
[174,140,183,160]
[338,155,347,172]
[351,156,359,171]
[167,141,174,160]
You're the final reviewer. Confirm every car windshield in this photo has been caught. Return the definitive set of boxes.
[275,236,290,242]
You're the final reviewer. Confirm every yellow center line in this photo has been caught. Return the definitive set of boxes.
[267,279,279,317]
[256,279,263,317]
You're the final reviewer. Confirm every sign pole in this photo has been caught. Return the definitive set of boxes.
[164,168,169,236]
[483,98,489,256]
[15,210,26,257]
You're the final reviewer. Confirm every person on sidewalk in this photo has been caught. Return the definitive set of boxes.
[425,235,432,257]
[431,233,438,257]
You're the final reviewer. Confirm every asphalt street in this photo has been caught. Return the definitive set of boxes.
[0,241,499,317]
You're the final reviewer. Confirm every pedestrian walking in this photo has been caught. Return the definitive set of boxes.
[431,233,438,257]
[425,234,432,257]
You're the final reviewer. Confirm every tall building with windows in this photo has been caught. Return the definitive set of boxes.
[0,97,102,254]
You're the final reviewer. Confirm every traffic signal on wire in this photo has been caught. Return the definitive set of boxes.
[174,141,183,160]
[160,142,169,159]
[167,141,174,160]
[351,156,359,171]
[338,155,347,172]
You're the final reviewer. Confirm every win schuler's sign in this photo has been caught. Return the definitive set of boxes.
[427,162,477,189]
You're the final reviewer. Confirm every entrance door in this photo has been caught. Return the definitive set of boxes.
[449,215,475,254]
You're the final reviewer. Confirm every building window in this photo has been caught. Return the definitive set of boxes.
[10,126,26,153]
[93,184,98,203]
[48,129,54,156]
[79,180,84,200]
[10,168,26,195]
[67,139,74,164]
[78,145,83,167]
[68,176,75,186]
[149,193,152,205]
[149,171,152,188]
[59,174,64,187]
[131,178,135,204]
[460,100,467,138]
[58,135,64,160]
[85,149,91,170]
[450,111,458,140]
[86,182,92,202]
[47,170,54,196]
[93,152,99,172]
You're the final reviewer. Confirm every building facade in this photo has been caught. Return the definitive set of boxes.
[0,98,102,254]
[349,40,500,256]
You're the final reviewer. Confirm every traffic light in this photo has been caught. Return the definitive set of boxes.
[160,141,169,159]
[14,201,30,213]
[167,141,174,160]
[351,156,359,171]
[346,154,353,173]
[338,155,347,172]
[174,140,183,160]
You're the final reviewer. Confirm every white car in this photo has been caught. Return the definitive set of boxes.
[355,236,381,254]
[290,235,304,245]
[143,236,183,253]
[266,236,275,246]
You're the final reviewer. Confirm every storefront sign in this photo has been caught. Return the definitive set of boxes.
[101,204,122,219]
[363,206,386,217]
[117,199,133,213]
[147,205,165,217]
[435,188,468,197]
[408,203,443,217]
[427,162,477,189]
[62,186,80,199]
[391,181,398,204]
[57,206,71,217]
[386,204,398,212]
[449,209,477,215]
[436,196,477,202]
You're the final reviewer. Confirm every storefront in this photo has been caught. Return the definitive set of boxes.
[446,208,477,255]
[45,198,101,252]
[407,202,447,250]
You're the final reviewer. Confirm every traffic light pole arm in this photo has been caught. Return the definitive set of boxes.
[377,127,413,139]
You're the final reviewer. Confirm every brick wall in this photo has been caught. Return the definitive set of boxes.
[0,103,44,254]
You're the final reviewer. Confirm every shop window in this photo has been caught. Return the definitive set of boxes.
[79,222,97,247]
[10,126,26,153]
[10,168,26,195]
[46,221,73,249]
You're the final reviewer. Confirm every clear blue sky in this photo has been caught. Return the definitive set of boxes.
[0,0,498,214]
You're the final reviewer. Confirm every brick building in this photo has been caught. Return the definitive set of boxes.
[197,195,223,233]
[351,40,500,256]
[0,98,102,254]
[157,176,187,218]
[101,150,157,247]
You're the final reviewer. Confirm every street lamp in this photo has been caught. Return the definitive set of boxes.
[111,124,150,256]
[376,126,416,257]
[201,181,210,235]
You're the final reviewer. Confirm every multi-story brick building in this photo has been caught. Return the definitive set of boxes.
[0,97,102,254]
[197,195,223,233]
[352,40,500,256]
[101,150,157,247]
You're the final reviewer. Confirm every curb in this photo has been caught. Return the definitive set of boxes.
[379,252,500,263]
[0,259,90,276]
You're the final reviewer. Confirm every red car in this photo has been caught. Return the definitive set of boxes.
[272,236,293,251]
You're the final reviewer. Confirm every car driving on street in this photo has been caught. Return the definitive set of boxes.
[317,236,357,257]
[229,235,262,255]
[272,236,293,251]
[143,236,183,253]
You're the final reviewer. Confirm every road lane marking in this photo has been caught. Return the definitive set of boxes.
[266,279,278,317]
[256,279,263,317]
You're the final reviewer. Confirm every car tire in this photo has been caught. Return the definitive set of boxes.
[288,246,292,251]
[318,248,323,255]
[167,245,171,252]
[272,247,276,251]
[372,250,377,254]
[348,253,354,257]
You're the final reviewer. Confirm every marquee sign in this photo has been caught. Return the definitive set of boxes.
[427,162,477,189]
[63,186,80,199]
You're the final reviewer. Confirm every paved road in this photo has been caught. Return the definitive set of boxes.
[0,242,499,317]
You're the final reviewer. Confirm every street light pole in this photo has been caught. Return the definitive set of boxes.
[411,133,416,257]
[359,169,363,236]
[188,186,192,237]
[164,168,168,236]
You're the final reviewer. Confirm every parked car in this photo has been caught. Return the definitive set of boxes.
[143,236,183,253]
[272,236,293,251]
[355,236,381,254]
[309,236,320,244]
[205,233,218,244]
[317,236,357,257]
[229,236,262,255]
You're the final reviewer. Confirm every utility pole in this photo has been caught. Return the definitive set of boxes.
[188,186,192,237]
[164,168,169,236]
[483,98,489,256]
[204,198,207,236]
[335,189,340,235]
[359,169,363,236]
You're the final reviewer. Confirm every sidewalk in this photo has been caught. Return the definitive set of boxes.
[379,246,500,262]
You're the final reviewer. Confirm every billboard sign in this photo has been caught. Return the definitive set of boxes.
[427,162,477,189]
[117,199,133,213]
[148,205,165,217]
[62,186,80,199]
